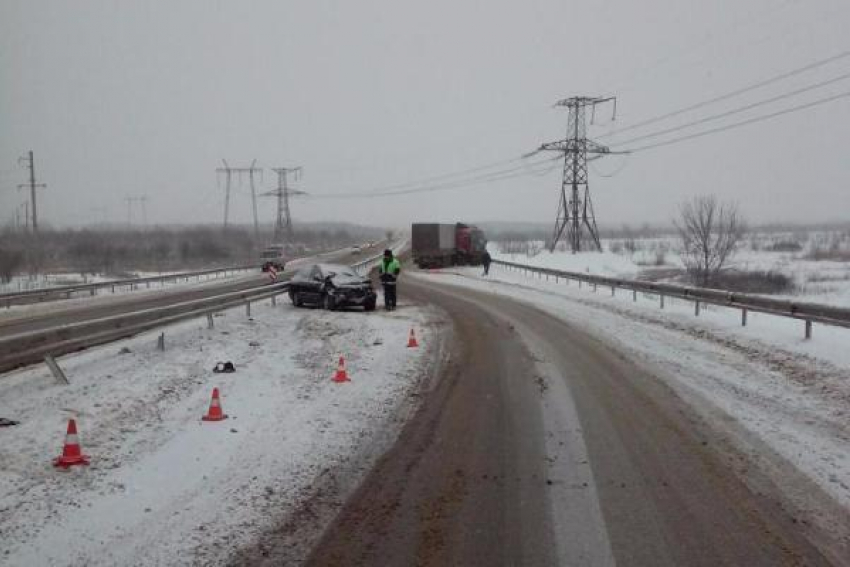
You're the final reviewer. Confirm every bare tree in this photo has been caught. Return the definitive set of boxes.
[675,195,745,287]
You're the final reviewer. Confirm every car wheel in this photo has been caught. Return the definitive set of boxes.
[323,293,337,311]
[364,299,376,312]
[292,291,304,307]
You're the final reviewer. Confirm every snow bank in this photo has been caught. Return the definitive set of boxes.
[489,246,642,278]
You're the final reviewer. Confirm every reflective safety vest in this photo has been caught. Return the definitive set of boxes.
[379,258,401,283]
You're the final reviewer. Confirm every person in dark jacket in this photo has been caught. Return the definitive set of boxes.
[482,250,492,276]
[378,249,401,310]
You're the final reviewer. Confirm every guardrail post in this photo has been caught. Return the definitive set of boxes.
[611,286,615,296]
[632,289,637,302]
[271,294,277,306]
[694,301,700,316]
[593,283,597,293]
[111,284,116,293]
[157,333,165,351]
[44,355,70,385]
[207,313,214,329]
[555,275,559,283]
[146,281,150,289]
[579,280,582,289]
[805,320,812,340]
[90,289,96,296]
[660,294,665,309]
[741,308,748,326]
[246,302,252,318]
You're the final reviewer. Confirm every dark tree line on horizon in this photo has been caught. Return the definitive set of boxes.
[0,224,384,282]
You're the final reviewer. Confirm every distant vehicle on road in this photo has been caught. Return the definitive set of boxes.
[260,244,287,272]
[288,263,377,311]
[412,222,488,268]
[350,245,362,255]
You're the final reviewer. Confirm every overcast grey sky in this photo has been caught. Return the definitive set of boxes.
[2,0,849,230]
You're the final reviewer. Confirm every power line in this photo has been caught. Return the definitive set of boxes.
[598,0,800,98]
[610,69,850,148]
[599,48,850,140]
[310,153,534,199]
[307,156,560,199]
[620,88,850,153]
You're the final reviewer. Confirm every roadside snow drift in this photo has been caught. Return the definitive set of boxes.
[0,296,442,566]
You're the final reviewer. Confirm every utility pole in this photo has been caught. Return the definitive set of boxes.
[267,167,304,242]
[218,159,232,230]
[18,151,46,234]
[140,195,149,228]
[537,96,622,253]
[125,196,143,227]
[125,196,133,226]
[216,160,262,239]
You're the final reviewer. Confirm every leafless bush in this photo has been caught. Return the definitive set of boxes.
[711,270,794,294]
[767,240,803,252]
[675,195,745,287]
[805,235,850,261]
[634,250,667,267]
[496,239,544,257]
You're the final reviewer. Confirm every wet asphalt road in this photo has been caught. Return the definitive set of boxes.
[304,275,842,566]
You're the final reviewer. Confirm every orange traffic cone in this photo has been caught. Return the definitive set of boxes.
[333,356,350,383]
[54,419,90,468]
[407,328,419,348]
[202,387,229,421]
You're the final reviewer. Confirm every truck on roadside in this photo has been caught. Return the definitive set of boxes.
[260,244,287,272]
[411,222,488,268]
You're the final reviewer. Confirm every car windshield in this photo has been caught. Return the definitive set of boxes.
[319,264,357,278]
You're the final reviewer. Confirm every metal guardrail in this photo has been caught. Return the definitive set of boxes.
[0,280,290,374]
[0,246,406,374]
[351,240,409,275]
[1,265,258,309]
[492,259,850,339]
[0,245,410,374]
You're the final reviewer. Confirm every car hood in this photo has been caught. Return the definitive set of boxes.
[331,274,370,287]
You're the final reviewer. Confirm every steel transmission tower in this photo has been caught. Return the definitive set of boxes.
[266,167,305,242]
[216,160,263,238]
[17,151,46,234]
[538,96,619,253]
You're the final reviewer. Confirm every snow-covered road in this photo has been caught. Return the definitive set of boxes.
[0,295,443,566]
[411,266,850,557]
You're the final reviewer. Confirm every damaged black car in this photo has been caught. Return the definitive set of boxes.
[288,263,377,311]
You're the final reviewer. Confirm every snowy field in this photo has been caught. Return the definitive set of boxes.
[412,266,850,546]
[0,270,199,294]
[490,229,850,306]
[0,294,444,566]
